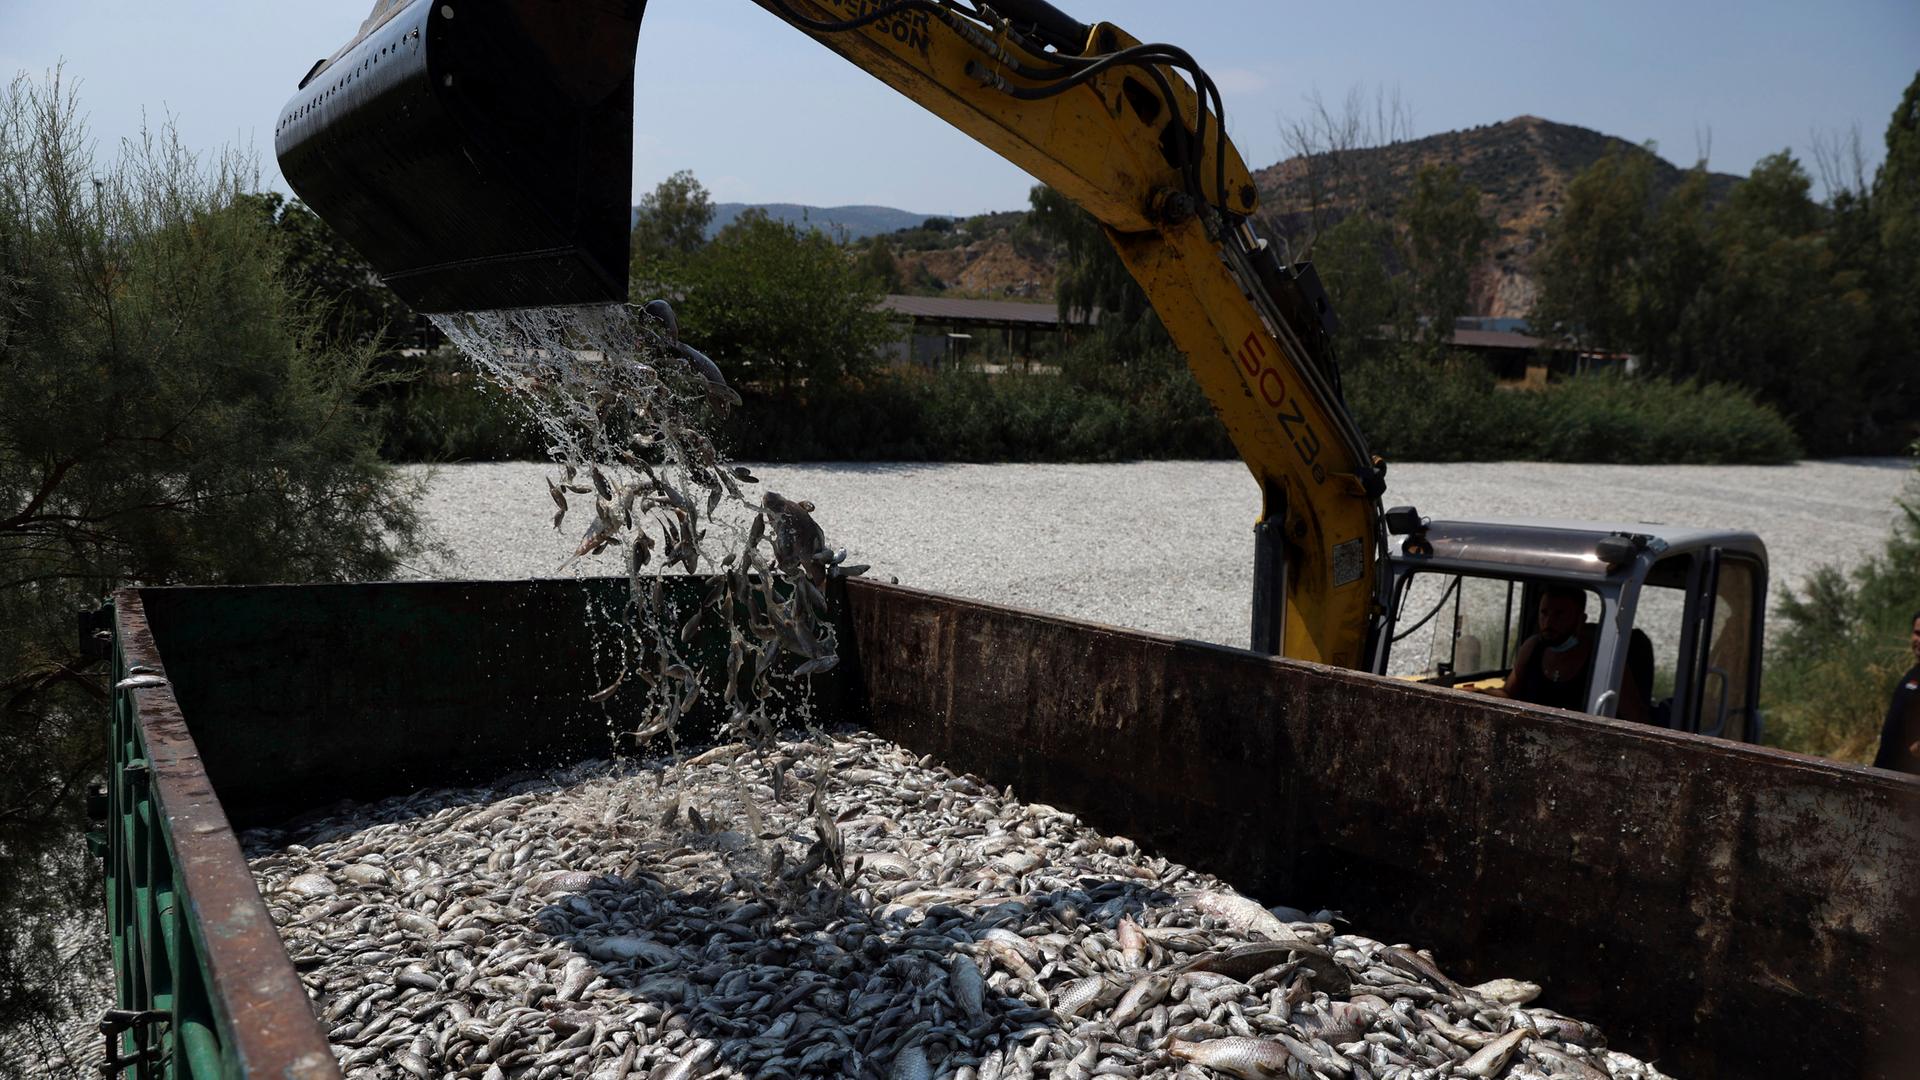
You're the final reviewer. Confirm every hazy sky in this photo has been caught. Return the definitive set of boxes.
[4,1,1915,215]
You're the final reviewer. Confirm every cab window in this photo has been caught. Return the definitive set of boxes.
[1386,572,1524,685]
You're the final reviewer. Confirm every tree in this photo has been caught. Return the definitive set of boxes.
[237,192,415,352]
[672,210,891,394]
[1026,184,1168,358]
[630,169,714,275]
[1870,73,1920,444]
[1273,85,1416,257]
[1529,145,1656,354]
[1309,209,1404,367]
[856,235,901,292]
[0,73,426,1062]
[1402,164,1491,355]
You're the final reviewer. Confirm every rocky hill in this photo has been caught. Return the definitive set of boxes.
[709,117,1745,315]
[1253,116,1742,317]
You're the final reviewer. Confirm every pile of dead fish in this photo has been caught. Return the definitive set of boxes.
[430,300,862,754]
[247,731,1673,1080]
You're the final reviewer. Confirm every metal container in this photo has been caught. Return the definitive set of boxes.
[101,578,1919,1078]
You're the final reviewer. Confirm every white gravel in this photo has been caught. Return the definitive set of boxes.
[404,459,1913,649]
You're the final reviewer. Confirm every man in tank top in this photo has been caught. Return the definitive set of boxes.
[1476,583,1649,724]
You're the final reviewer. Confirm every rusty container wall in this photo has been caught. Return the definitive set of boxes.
[841,580,1920,1080]
[133,578,854,827]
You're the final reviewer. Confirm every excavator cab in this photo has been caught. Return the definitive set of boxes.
[1374,512,1769,743]
[274,0,647,312]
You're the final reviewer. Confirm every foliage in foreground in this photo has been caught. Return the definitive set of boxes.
[0,74,425,1060]
[1765,460,1920,761]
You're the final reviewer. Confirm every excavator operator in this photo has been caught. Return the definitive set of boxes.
[1477,584,1651,724]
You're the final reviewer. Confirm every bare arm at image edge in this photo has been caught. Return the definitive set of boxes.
[1872,669,1920,772]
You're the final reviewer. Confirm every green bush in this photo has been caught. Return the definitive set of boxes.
[386,352,1804,467]
[709,360,1232,463]
[374,353,545,462]
[1765,466,1920,761]
[1346,356,1801,464]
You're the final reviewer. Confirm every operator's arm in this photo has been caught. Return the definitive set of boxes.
[1477,637,1535,700]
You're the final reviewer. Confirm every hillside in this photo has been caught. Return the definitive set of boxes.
[707,202,950,241]
[628,202,953,240]
[670,117,1745,316]
[1253,115,1742,317]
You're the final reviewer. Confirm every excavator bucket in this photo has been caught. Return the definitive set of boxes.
[274,0,645,313]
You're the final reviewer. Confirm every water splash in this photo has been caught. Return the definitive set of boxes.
[429,302,853,762]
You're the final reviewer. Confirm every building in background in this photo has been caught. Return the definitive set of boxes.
[878,294,1098,371]
[1442,317,1633,387]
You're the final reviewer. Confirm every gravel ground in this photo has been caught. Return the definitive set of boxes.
[404,459,1912,649]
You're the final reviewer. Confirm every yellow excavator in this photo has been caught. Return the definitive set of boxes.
[277,0,1769,741]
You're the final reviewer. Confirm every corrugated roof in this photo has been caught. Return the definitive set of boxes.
[1448,327,1549,350]
[878,294,1097,326]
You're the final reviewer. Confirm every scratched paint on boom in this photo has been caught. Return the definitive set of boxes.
[820,0,935,57]
[246,729,1674,1080]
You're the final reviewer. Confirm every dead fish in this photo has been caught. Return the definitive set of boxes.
[1184,941,1350,995]
[949,954,986,1023]
[1462,1028,1529,1077]
[1054,974,1123,1018]
[889,1044,931,1080]
[1472,977,1542,1005]
[675,342,741,408]
[1117,915,1147,970]
[247,727,1663,1080]
[1108,972,1171,1027]
[792,654,839,677]
[115,674,168,691]
[1166,1037,1292,1080]
[588,670,625,703]
[1189,890,1298,942]
[643,298,679,342]
[283,873,335,899]
[586,936,676,965]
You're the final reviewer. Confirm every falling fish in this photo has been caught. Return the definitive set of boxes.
[587,670,624,703]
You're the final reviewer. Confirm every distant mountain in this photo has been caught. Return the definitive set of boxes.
[628,202,953,241]
[1254,115,1744,318]
[709,203,953,240]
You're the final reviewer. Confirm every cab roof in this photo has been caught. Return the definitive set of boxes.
[1399,516,1768,579]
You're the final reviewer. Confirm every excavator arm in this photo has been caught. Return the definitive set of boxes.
[276,0,1388,668]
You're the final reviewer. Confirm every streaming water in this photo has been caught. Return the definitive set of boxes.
[429,302,857,787]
